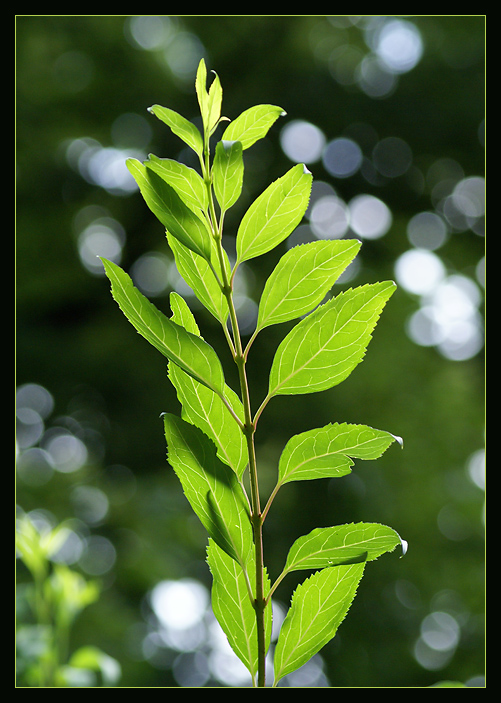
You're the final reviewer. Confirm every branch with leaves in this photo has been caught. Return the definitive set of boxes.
[102,59,407,688]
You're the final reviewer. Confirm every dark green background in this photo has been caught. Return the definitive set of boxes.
[16,15,485,687]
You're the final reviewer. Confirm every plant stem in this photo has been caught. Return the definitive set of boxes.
[223,271,267,687]
[236,354,267,687]
[204,141,267,688]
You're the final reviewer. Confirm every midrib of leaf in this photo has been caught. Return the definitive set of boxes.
[281,444,348,483]
[288,529,389,571]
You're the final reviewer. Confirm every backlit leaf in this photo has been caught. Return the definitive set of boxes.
[278,422,399,485]
[163,414,253,565]
[256,239,361,332]
[168,293,247,478]
[283,522,403,575]
[101,258,225,395]
[167,232,229,325]
[148,104,203,158]
[196,59,223,136]
[273,563,365,685]
[222,104,285,150]
[213,140,244,212]
[145,154,208,213]
[126,158,212,261]
[207,539,272,682]
[268,281,396,397]
[236,163,312,265]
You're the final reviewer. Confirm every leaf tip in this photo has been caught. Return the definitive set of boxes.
[392,433,404,448]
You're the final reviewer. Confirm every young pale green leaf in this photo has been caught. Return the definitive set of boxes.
[145,154,208,213]
[163,414,253,565]
[222,104,285,150]
[213,140,244,212]
[207,71,223,135]
[167,232,229,325]
[283,523,403,575]
[278,422,400,486]
[195,59,223,136]
[273,563,365,686]
[168,292,247,478]
[101,258,225,395]
[256,239,361,333]
[148,104,203,158]
[236,164,312,265]
[126,158,212,261]
[207,539,272,682]
[268,281,396,397]
[195,58,209,127]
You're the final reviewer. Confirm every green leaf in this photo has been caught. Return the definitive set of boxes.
[145,154,208,213]
[196,59,223,136]
[148,104,204,158]
[168,293,247,478]
[169,289,201,334]
[236,164,312,265]
[207,539,272,682]
[167,232,229,325]
[273,563,365,686]
[101,258,225,395]
[126,158,212,261]
[213,140,244,212]
[66,646,121,686]
[268,281,396,397]
[163,414,253,564]
[195,58,209,127]
[256,239,361,333]
[222,104,285,150]
[283,523,403,575]
[278,422,400,486]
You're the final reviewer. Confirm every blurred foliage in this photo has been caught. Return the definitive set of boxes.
[16,16,485,687]
[16,512,121,686]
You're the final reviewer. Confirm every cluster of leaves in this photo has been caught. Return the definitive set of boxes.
[102,60,406,687]
[16,513,121,687]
